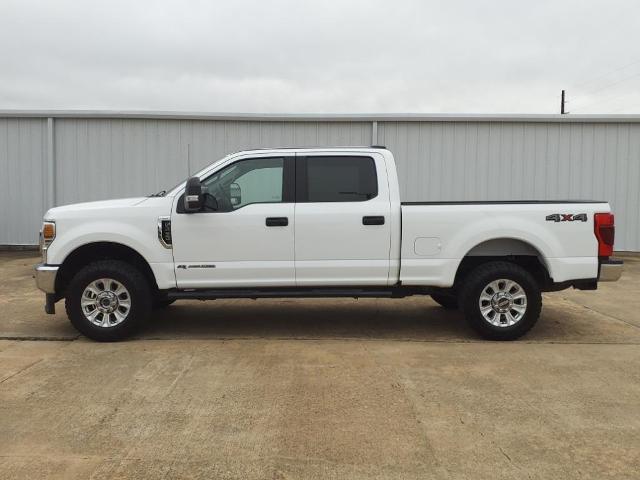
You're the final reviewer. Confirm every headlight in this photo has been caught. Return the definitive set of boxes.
[40,221,56,262]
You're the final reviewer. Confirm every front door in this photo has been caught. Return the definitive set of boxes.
[294,153,392,286]
[171,155,295,288]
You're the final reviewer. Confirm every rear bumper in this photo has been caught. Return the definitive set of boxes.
[599,258,623,282]
[35,263,59,294]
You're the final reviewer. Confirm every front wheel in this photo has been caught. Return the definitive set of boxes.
[65,260,152,341]
[458,261,542,341]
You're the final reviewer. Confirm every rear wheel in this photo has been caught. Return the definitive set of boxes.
[459,261,541,340]
[65,260,151,341]
[430,293,458,309]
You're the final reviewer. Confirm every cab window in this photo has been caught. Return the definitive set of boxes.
[202,157,284,212]
[302,156,377,202]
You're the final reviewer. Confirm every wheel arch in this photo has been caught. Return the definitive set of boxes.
[453,237,552,289]
[55,241,158,297]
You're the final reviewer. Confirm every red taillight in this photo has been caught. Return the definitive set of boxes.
[594,213,615,257]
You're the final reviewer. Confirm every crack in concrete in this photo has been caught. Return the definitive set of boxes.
[163,354,195,398]
[499,446,512,462]
[0,335,80,341]
[0,358,43,384]
[2,334,640,346]
[561,296,640,331]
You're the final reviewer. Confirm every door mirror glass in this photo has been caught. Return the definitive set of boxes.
[229,182,242,206]
[183,176,203,213]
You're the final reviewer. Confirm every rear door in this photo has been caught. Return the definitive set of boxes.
[294,153,392,286]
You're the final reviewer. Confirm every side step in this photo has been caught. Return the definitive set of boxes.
[167,286,430,301]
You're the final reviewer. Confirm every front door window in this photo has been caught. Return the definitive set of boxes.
[202,158,284,212]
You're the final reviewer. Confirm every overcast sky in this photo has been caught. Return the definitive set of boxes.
[1,0,639,114]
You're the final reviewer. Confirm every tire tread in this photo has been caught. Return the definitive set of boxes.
[65,260,151,341]
[458,261,542,341]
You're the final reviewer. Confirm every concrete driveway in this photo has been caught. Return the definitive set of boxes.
[1,252,639,479]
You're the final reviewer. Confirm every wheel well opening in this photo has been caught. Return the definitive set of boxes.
[55,242,158,296]
[454,239,551,290]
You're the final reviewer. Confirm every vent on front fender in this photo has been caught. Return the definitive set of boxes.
[158,216,172,248]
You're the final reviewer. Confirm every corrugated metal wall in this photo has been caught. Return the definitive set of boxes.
[54,119,372,206]
[0,118,48,245]
[379,121,640,250]
[1,114,639,250]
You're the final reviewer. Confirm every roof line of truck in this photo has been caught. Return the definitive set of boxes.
[226,146,388,154]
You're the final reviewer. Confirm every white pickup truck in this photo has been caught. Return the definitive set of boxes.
[35,147,622,341]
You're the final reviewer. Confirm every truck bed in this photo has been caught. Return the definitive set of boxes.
[399,200,610,287]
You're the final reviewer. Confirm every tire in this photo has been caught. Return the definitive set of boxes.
[65,260,152,341]
[458,261,542,341]
[430,293,458,309]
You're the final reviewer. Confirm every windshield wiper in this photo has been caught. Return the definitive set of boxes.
[149,190,167,197]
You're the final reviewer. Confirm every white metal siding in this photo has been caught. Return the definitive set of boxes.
[0,118,47,245]
[54,119,372,205]
[1,113,639,250]
[378,121,640,251]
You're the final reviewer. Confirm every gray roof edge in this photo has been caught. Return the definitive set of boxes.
[1,110,640,123]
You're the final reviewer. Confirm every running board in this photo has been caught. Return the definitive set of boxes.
[167,286,430,301]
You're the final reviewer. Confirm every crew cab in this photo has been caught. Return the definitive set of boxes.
[35,147,623,341]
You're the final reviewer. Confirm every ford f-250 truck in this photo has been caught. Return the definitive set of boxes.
[35,147,623,341]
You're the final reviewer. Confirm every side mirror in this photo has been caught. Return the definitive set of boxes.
[183,176,203,213]
[229,182,242,207]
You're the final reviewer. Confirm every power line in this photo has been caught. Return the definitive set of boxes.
[581,70,640,97]
[572,90,636,112]
[570,70,640,111]
[570,58,640,91]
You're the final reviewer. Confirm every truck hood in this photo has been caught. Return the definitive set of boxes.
[44,197,151,219]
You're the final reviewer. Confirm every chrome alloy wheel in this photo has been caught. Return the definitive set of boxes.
[478,279,527,327]
[81,278,131,328]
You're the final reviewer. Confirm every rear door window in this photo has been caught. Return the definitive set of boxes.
[302,156,377,202]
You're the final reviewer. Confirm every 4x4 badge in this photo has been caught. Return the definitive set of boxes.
[546,213,587,222]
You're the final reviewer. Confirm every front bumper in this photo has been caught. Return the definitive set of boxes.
[599,258,623,282]
[35,263,59,294]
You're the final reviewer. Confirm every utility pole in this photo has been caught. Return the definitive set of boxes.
[561,89,567,114]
